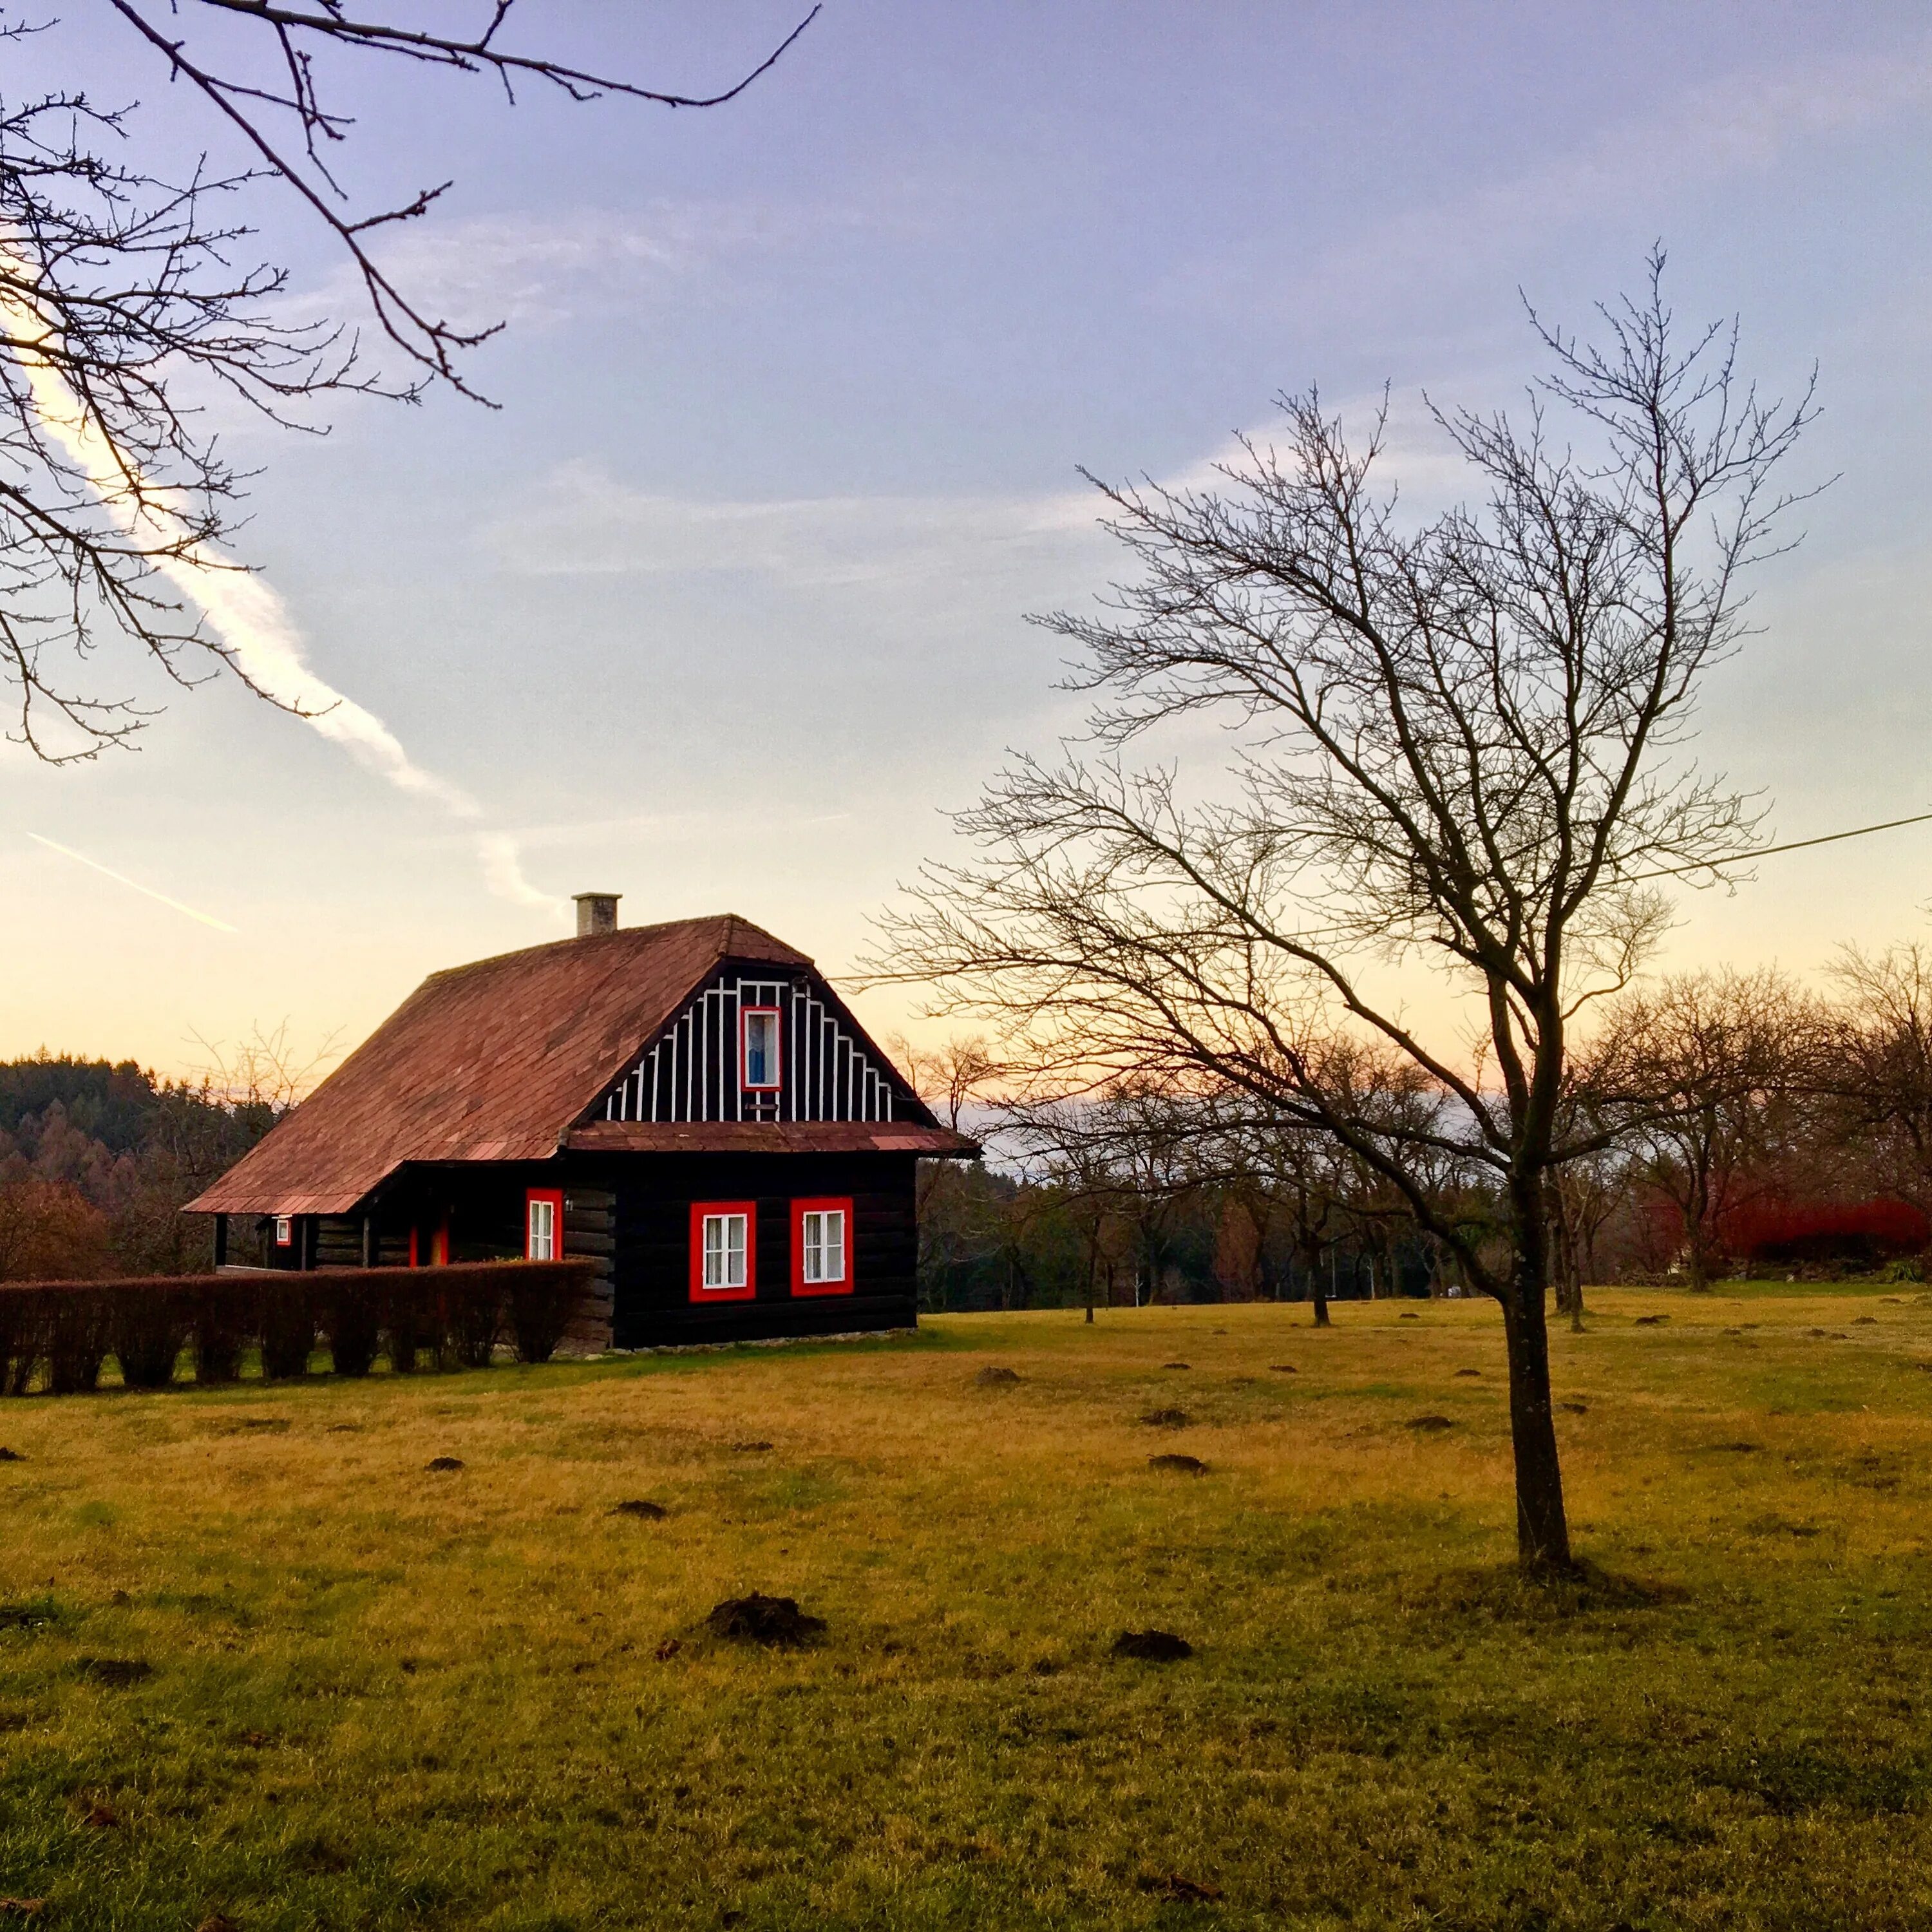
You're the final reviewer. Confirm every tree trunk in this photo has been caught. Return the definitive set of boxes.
[1500,1232,1573,1572]
[1311,1247,1331,1327]
[1685,1230,1712,1293]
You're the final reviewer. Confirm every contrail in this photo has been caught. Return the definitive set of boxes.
[28,833,240,933]
[0,266,564,915]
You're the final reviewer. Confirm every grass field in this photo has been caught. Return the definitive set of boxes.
[5,1287,1932,1930]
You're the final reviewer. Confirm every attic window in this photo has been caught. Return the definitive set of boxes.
[690,1202,755,1301]
[741,1007,781,1090]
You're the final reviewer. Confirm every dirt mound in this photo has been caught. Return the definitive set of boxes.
[1406,1414,1455,1432]
[973,1367,1021,1387]
[1634,1314,1669,1327]
[1148,1454,1208,1475]
[0,1448,22,1463]
[1161,1361,1191,1370]
[1560,1401,1588,1414]
[1141,1873,1223,1902]
[705,1593,825,1646]
[1399,1312,1419,1321]
[75,1658,151,1687]
[1112,1629,1193,1662]
[1139,1407,1191,1428]
[425,1456,464,1472]
[611,1499,668,1520]
[1268,1363,1296,1373]
[732,1440,774,1453]
[1454,1368,1481,1378]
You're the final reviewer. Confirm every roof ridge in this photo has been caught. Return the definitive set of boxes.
[421,912,772,983]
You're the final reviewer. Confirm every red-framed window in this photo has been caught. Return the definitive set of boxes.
[791,1197,853,1297]
[274,1215,293,1249]
[690,1201,757,1301]
[526,1189,564,1262]
[740,1005,782,1091]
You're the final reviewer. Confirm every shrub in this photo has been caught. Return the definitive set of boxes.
[45,1287,113,1395]
[321,1280,381,1378]
[260,1278,317,1380]
[442,1273,503,1369]
[112,1285,193,1390]
[0,1288,41,1396]
[507,1265,589,1365]
[381,1282,437,1374]
[0,1262,594,1392]
[194,1278,254,1385]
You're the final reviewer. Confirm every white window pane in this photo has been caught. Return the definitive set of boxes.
[745,1011,777,1086]
[826,1211,845,1280]
[727,1215,746,1286]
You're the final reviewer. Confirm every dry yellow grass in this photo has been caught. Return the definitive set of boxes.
[4,1286,1932,1928]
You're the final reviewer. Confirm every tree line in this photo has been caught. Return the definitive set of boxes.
[0,1037,305,1282]
[907,947,1932,1318]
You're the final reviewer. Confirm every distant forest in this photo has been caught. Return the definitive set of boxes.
[0,1054,278,1282]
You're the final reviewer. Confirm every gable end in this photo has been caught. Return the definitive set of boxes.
[588,964,931,1128]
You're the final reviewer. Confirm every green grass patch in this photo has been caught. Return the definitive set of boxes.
[3,1287,1932,1926]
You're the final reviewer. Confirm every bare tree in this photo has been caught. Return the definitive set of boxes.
[1589,968,1819,1291]
[892,1032,1003,1133]
[1822,944,1932,1216]
[870,258,1812,1572]
[1,3,815,757]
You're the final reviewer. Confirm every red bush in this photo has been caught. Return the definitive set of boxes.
[1722,1197,1930,1265]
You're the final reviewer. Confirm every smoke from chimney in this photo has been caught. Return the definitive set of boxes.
[573,892,620,938]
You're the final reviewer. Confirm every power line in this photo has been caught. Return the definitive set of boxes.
[1631,809,1932,882]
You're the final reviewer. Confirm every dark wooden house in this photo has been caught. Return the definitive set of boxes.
[185,904,978,1348]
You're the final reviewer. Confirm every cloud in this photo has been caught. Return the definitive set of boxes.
[483,390,1484,594]
[28,833,239,933]
[283,196,892,339]
[484,460,1103,586]
[1,260,570,921]
[1186,39,1932,325]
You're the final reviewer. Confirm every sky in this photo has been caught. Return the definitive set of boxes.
[1,1,1929,1084]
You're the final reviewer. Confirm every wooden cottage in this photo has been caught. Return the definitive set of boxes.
[185,903,978,1348]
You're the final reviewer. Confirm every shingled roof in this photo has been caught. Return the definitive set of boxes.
[186,914,961,1217]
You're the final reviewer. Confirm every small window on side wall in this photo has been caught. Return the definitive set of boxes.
[741,1006,781,1091]
[690,1202,757,1301]
[792,1197,853,1297]
[274,1215,293,1249]
[526,1189,564,1262]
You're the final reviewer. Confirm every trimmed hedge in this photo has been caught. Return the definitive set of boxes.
[0,1262,594,1394]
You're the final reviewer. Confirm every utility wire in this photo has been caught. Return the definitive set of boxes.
[1630,809,1932,882]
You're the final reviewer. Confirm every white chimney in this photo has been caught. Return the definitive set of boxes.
[573,892,620,938]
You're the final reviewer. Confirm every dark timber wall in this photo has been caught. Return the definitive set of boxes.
[591,1150,918,1349]
[229,1150,917,1352]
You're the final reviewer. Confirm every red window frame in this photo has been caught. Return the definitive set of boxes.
[739,1005,782,1092]
[409,1220,451,1269]
[791,1196,855,1297]
[274,1215,293,1248]
[690,1201,757,1302]
[526,1188,564,1262]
